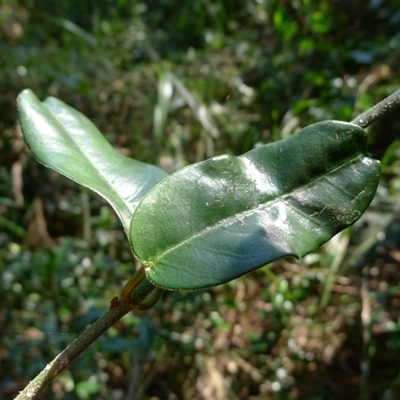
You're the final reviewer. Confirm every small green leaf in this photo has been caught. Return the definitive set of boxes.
[17,89,167,233]
[130,121,380,290]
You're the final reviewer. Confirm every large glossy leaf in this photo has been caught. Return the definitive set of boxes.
[130,121,381,290]
[17,89,168,233]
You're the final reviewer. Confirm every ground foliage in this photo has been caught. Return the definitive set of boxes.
[1,0,400,399]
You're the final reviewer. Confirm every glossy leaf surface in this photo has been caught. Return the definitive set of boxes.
[131,121,381,290]
[17,89,167,233]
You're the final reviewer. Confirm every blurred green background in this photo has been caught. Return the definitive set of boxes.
[1,0,400,399]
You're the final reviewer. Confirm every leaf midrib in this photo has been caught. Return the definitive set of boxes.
[44,105,133,222]
[145,154,369,265]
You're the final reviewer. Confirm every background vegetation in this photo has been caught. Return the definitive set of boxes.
[1,0,400,399]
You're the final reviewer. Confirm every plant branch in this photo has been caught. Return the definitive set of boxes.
[351,88,400,128]
[14,300,131,400]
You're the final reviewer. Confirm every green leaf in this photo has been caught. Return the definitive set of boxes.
[17,89,167,233]
[130,121,381,290]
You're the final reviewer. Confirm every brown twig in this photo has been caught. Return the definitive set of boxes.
[351,88,400,129]
[14,300,131,400]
